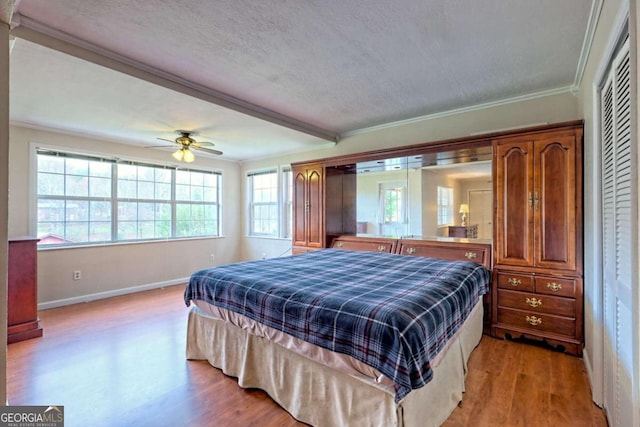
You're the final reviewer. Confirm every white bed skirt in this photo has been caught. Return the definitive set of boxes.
[186,301,483,427]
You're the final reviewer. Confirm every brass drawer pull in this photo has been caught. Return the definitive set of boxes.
[406,247,416,254]
[508,277,521,286]
[336,242,343,248]
[465,251,477,259]
[526,297,542,308]
[377,245,386,251]
[547,282,562,292]
[526,315,542,326]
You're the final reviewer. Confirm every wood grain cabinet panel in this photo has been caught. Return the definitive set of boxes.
[498,289,575,317]
[397,240,491,268]
[534,276,576,298]
[330,236,396,253]
[494,141,535,268]
[292,163,324,250]
[496,271,535,292]
[8,237,43,343]
[497,307,576,337]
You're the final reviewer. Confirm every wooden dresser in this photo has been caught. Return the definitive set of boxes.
[491,123,583,355]
[448,225,478,238]
[8,237,43,343]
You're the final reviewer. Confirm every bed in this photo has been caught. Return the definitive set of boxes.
[184,247,491,426]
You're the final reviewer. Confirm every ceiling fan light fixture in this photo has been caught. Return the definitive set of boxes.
[172,148,185,161]
[183,148,195,163]
[151,131,219,161]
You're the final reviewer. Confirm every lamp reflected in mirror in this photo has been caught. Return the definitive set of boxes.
[459,203,469,226]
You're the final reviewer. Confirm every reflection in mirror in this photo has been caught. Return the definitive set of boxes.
[356,146,493,240]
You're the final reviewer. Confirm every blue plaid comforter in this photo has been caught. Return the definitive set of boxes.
[184,248,490,401]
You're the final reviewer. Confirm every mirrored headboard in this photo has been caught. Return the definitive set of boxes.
[354,146,493,240]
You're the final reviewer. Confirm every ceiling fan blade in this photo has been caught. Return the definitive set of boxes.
[192,141,215,147]
[144,144,176,149]
[193,146,223,156]
[157,137,178,144]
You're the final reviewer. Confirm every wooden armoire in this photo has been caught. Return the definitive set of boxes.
[292,163,356,255]
[491,123,583,355]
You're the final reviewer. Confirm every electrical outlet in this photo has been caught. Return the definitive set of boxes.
[73,270,81,280]
[261,253,267,259]
[209,254,215,263]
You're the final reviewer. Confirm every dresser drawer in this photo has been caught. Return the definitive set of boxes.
[397,242,488,264]
[497,307,575,337]
[330,237,396,253]
[496,272,534,292]
[497,289,575,317]
[534,276,576,298]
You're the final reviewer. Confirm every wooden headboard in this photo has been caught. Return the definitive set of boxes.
[330,235,492,270]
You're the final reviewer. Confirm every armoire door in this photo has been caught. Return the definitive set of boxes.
[494,140,534,267]
[292,167,308,247]
[292,163,324,249]
[306,165,324,248]
[533,134,578,271]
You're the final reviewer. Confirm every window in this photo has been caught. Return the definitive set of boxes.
[37,154,113,244]
[437,186,454,226]
[174,169,220,238]
[36,149,221,246]
[379,182,406,224]
[247,167,292,238]
[117,163,172,240]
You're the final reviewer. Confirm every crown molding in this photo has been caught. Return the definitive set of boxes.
[340,86,574,139]
[573,0,605,89]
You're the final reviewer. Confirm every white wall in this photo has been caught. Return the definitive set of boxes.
[9,125,242,307]
[420,169,459,237]
[459,177,493,239]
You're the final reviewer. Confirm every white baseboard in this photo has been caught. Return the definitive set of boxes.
[37,277,189,310]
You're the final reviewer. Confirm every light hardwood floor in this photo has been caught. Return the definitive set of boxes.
[7,285,607,427]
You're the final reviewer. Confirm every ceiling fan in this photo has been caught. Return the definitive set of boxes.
[149,131,223,163]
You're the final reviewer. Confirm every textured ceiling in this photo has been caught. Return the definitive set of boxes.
[9,0,594,161]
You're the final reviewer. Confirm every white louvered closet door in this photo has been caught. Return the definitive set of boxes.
[601,37,636,427]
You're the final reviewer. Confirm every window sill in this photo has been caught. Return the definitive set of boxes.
[37,235,226,251]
